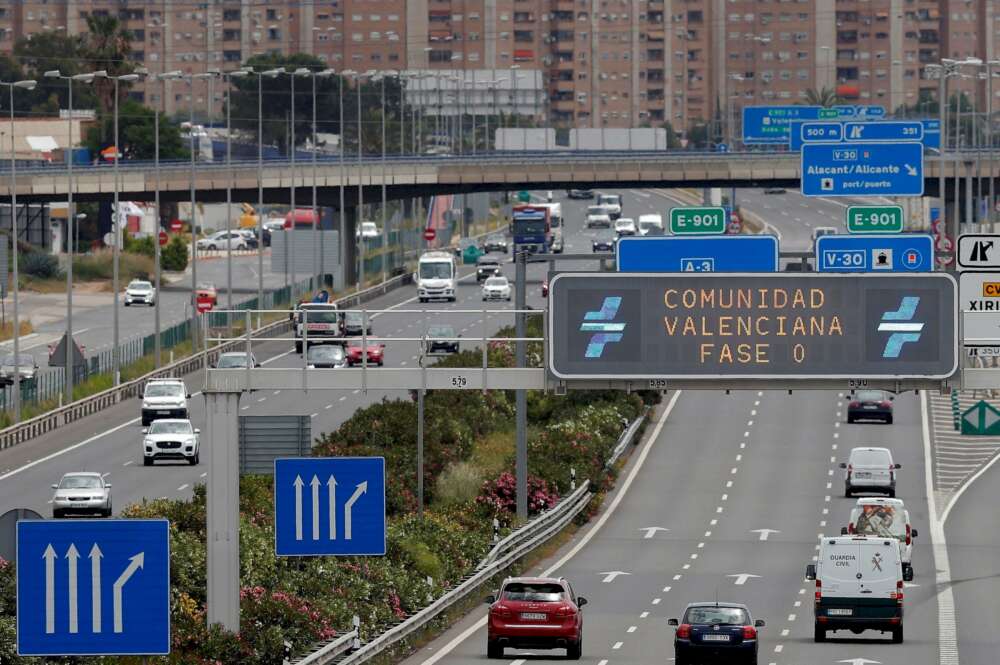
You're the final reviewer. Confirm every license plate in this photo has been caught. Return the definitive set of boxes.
[854,472,871,479]
[863,405,878,409]
[828,608,853,616]
[520,612,546,621]
[701,634,730,642]
[157,410,170,415]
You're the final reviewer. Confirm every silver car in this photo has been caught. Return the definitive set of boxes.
[51,472,112,518]
[0,353,37,385]
[124,279,156,306]
[143,418,200,466]
[214,351,260,368]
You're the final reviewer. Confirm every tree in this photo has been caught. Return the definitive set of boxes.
[161,236,189,272]
[660,121,682,149]
[80,14,136,114]
[803,87,843,107]
[14,32,98,113]
[84,99,187,160]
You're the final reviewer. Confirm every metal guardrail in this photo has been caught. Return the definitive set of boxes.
[293,629,361,665]
[0,273,412,452]
[337,481,593,665]
[606,409,650,469]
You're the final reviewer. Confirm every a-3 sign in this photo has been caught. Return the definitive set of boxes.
[548,273,957,380]
[274,457,386,556]
[17,519,170,656]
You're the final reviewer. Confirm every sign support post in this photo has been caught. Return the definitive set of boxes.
[515,250,527,521]
[204,390,242,632]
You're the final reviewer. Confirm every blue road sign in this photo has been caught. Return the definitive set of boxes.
[833,105,857,118]
[855,105,886,118]
[716,143,728,153]
[816,234,934,272]
[843,121,924,142]
[16,519,170,657]
[790,121,844,150]
[616,236,779,272]
[801,142,924,197]
[274,457,386,557]
[743,106,833,144]
[921,119,941,149]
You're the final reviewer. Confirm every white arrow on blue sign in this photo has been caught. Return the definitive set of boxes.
[843,121,924,142]
[274,457,386,556]
[16,519,170,656]
[801,142,924,197]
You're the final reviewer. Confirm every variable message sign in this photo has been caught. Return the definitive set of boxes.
[669,207,727,235]
[548,273,957,380]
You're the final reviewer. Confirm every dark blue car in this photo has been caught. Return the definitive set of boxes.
[669,602,764,665]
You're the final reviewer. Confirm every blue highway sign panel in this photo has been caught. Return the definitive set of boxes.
[801,141,924,197]
[17,519,170,656]
[790,121,844,150]
[274,457,386,557]
[855,105,886,118]
[816,234,934,272]
[843,121,924,142]
[617,236,779,272]
[742,106,834,144]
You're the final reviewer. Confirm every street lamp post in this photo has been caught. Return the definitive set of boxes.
[339,71,354,290]
[153,71,182,367]
[379,72,394,283]
[43,68,106,404]
[2,77,37,423]
[110,72,141,386]
[297,67,334,291]
[222,70,248,330]
[249,67,284,311]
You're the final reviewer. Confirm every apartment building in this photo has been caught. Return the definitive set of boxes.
[0,0,997,131]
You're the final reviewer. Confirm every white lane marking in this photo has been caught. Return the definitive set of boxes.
[401,361,408,366]
[273,390,281,395]
[774,644,784,653]
[682,564,690,570]
[627,626,637,633]
[353,390,360,394]
[721,494,728,501]
[750,409,757,416]
[0,417,139,482]
[672,574,682,581]
[697,542,705,549]
[612,642,623,650]
[510,660,526,665]
[794,600,801,607]
[257,397,266,402]
[662,586,672,593]
[730,467,738,474]
[704,531,711,538]
[417,391,683,665]
[177,484,189,491]
[310,413,318,418]
[743,431,750,438]
[122,461,133,467]
[339,396,347,401]
[716,506,724,514]
[710,519,718,526]
[747,420,753,426]
[922,391,959,665]
[241,405,250,410]
[781,629,790,637]
[726,480,733,488]
[640,612,649,619]
[200,472,207,478]
[739,442,745,449]
[735,454,742,461]
[787,613,796,621]
[652,598,661,605]
[325,404,333,410]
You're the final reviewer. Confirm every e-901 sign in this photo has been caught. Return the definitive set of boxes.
[669,207,726,235]
[846,205,904,234]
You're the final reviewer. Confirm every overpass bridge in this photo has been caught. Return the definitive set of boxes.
[0,151,991,208]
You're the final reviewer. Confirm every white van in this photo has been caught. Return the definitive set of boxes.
[806,536,904,643]
[417,251,457,303]
[638,214,664,236]
[597,193,622,219]
[841,497,917,580]
[840,446,901,497]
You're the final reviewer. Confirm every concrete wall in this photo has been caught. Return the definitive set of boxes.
[270,230,342,290]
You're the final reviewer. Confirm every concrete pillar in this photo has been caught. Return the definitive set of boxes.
[205,390,242,632]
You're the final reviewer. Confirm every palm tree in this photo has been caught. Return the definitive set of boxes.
[82,14,135,113]
[803,87,843,108]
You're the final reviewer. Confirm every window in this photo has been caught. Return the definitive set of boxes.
[266,9,277,20]
[268,28,281,41]
[223,9,240,21]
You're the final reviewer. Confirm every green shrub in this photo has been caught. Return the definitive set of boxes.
[20,252,60,279]
[123,233,156,258]
[435,460,483,508]
[397,537,444,580]
[71,250,154,282]
[162,235,189,271]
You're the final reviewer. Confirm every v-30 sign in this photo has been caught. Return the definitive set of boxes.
[548,273,957,380]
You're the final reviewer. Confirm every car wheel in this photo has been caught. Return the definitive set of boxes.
[419,297,427,303]
[814,624,826,642]
[674,652,687,665]
[53,509,63,519]
[149,300,155,306]
[378,361,384,367]
[887,488,896,498]
[295,341,303,354]
[847,415,853,423]
[143,457,152,467]
[886,415,893,424]
[238,243,247,250]
[124,301,130,307]
[844,484,853,498]
[566,640,582,660]
[104,505,112,518]
[745,652,758,665]
[190,453,199,466]
[486,641,503,659]
[207,244,217,251]
[891,625,903,644]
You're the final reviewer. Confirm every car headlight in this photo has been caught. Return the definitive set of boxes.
[144,438,153,445]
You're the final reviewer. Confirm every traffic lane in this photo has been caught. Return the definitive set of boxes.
[654,391,840,662]
[736,189,831,252]
[778,391,939,663]
[945,456,1000,665]
[421,391,763,665]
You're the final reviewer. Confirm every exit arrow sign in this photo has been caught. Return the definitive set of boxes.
[847,205,904,234]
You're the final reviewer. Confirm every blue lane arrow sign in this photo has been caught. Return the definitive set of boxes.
[801,142,924,197]
[816,234,934,272]
[616,236,779,272]
[17,519,170,656]
[274,457,386,557]
[843,121,924,142]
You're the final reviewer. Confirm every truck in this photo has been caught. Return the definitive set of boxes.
[417,251,457,302]
[534,202,563,253]
[511,205,551,255]
[294,302,344,353]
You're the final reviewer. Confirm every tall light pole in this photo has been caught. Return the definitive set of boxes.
[510,64,521,132]
[355,71,374,291]
[153,71,182,367]
[989,62,998,223]
[44,68,106,404]
[109,72,140,386]
[248,67,283,310]
[297,67,334,290]
[339,71,355,290]
[222,70,248,325]
[2,77,36,423]
[378,71,394,283]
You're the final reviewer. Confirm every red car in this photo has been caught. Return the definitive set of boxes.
[486,576,587,660]
[345,342,384,367]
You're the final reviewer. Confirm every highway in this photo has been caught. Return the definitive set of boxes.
[0,187,992,665]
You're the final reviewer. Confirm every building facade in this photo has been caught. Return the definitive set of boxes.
[0,0,997,131]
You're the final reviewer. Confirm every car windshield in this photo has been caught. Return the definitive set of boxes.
[145,384,183,397]
[197,283,216,291]
[59,476,102,490]
[420,262,453,280]
[300,308,340,324]
[129,281,152,291]
[856,391,885,402]
[149,421,193,435]
[488,235,504,243]
[854,504,905,537]
[217,354,251,368]
[587,206,606,216]
[599,195,619,206]
[344,312,365,324]
[684,607,749,625]
[616,220,634,228]
[428,325,455,338]
[485,278,508,287]
[502,583,565,602]
[308,346,345,361]
[478,261,500,269]
[362,223,377,231]
[851,449,891,466]
[2,354,34,367]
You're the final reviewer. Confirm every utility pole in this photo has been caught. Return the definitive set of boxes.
[514,249,527,520]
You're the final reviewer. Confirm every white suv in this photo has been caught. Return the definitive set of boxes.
[141,379,190,426]
[124,279,156,306]
[840,446,900,497]
[143,418,200,466]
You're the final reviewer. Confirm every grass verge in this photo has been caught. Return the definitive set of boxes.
[0,320,33,343]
